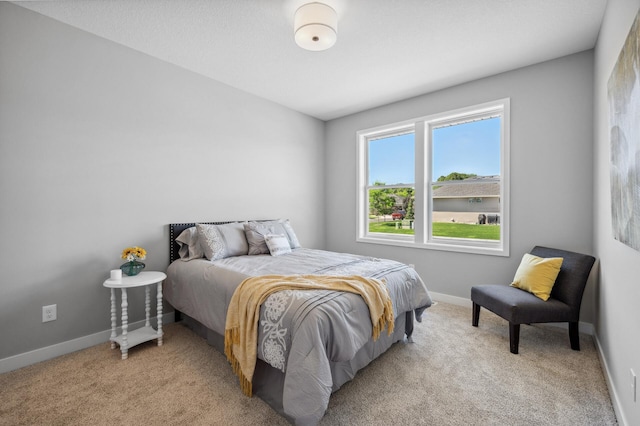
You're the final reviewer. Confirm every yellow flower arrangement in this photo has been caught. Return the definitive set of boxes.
[121,246,147,262]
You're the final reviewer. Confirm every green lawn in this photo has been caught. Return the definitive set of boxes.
[369,221,500,240]
[369,221,415,235]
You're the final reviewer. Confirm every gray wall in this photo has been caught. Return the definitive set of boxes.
[0,3,325,359]
[325,51,596,317]
[593,1,640,424]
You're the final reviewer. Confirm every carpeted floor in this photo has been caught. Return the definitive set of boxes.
[0,302,617,425]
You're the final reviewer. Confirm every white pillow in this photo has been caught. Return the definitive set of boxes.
[176,227,205,260]
[264,234,292,256]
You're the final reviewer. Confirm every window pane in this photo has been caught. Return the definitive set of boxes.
[431,117,501,241]
[431,180,501,240]
[368,133,414,185]
[432,117,500,181]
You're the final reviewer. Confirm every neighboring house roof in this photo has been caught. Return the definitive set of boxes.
[433,177,500,198]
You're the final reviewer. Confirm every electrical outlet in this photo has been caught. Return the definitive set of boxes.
[632,369,637,403]
[42,304,57,322]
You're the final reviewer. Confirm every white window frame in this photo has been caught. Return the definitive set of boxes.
[357,98,510,256]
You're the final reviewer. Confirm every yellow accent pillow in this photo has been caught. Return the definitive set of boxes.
[510,253,563,301]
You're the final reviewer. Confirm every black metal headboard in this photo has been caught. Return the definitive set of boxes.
[169,220,274,263]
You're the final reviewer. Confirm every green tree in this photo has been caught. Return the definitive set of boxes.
[369,181,395,218]
[437,172,477,182]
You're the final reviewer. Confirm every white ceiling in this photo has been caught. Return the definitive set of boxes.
[13,0,608,121]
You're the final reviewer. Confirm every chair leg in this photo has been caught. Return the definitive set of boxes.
[569,322,580,350]
[509,323,520,354]
[472,303,480,327]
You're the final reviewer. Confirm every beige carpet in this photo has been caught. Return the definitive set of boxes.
[0,302,617,425]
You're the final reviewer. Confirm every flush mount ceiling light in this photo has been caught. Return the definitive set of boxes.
[294,2,337,51]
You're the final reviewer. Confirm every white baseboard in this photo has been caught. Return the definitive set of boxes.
[430,291,473,307]
[429,291,594,335]
[0,313,174,374]
[593,333,627,426]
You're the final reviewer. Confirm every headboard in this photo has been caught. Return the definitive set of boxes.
[169,220,274,263]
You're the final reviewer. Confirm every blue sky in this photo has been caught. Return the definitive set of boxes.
[368,117,501,185]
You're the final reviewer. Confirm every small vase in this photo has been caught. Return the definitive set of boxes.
[120,260,145,276]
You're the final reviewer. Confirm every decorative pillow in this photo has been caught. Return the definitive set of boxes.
[264,234,292,256]
[244,220,299,255]
[510,253,563,301]
[196,222,249,261]
[176,227,205,261]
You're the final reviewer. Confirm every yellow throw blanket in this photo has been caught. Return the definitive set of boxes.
[224,274,394,397]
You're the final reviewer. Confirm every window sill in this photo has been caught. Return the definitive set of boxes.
[357,234,509,257]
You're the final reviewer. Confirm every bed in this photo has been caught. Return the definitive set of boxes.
[163,220,432,425]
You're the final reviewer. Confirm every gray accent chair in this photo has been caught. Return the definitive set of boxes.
[471,246,596,354]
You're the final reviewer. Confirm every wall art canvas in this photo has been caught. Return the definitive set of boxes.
[608,9,640,251]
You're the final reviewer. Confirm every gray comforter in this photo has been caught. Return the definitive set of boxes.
[164,248,432,425]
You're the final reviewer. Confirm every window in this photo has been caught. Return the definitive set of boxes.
[357,99,510,256]
[365,127,415,240]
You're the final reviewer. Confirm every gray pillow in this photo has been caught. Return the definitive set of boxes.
[176,227,205,260]
[244,220,300,255]
[196,222,249,261]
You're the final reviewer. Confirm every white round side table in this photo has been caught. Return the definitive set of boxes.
[103,271,167,359]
